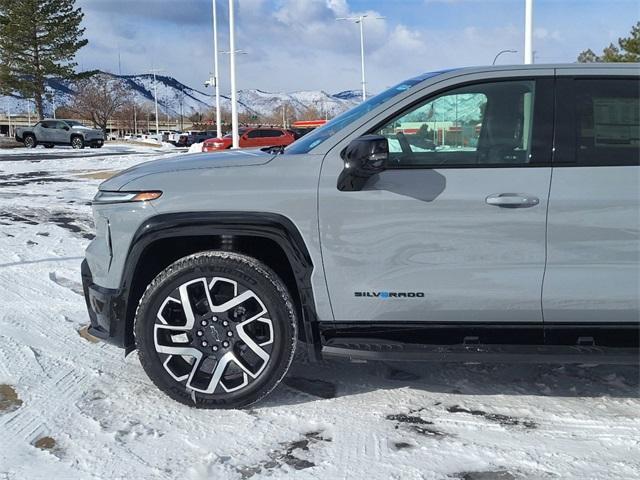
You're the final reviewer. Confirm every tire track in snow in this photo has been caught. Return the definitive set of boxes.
[0,367,90,442]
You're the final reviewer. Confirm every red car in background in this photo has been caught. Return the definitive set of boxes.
[202,127,295,152]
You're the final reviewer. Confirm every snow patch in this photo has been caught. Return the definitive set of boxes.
[188,142,204,154]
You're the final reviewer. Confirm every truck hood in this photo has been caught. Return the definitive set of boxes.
[100,149,276,191]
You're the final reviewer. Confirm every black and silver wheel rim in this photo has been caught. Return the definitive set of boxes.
[24,137,35,148]
[153,276,275,395]
[72,137,83,149]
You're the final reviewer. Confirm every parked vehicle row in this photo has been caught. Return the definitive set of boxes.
[11,122,322,150]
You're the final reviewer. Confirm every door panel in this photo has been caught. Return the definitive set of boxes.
[319,167,551,322]
[543,75,640,324]
[544,167,639,323]
[52,121,68,143]
[245,130,260,147]
[35,122,52,142]
[319,78,554,323]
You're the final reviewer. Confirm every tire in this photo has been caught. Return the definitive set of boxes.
[23,135,37,148]
[134,251,297,409]
[71,136,85,149]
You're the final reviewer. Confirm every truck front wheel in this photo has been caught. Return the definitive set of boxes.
[134,251,297,409]
[23,135,37,148]
[71,136,85,149]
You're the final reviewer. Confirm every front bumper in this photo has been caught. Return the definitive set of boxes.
[81,259,128,349]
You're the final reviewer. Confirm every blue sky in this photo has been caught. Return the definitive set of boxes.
[75,0,639,94]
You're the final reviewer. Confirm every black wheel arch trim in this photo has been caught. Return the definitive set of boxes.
[121,211,322,361]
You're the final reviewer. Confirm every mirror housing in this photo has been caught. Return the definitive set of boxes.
[337,134,388,191]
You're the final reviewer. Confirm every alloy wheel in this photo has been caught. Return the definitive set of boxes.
[153,276,275,394]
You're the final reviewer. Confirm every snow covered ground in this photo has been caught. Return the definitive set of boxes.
[0,145,638,480]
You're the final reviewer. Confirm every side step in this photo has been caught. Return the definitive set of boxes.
[321,340,640,365]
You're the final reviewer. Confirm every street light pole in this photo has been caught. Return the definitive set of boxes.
[149,68,163,136]
[336,15,384,102]
[524,0,534,64]
[212,0,222,139]
[493,49,518,65]
[154,72,159,135]
[228,0,239,149]
[6,104,11,138]
[358,18,366,101]
[179,87,184,132]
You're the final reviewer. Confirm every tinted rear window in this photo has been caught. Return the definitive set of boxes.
[574,78,639,166]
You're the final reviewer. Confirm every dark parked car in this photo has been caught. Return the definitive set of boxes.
[177,131,218,147]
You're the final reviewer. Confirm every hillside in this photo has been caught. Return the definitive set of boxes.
[0,72,361,120]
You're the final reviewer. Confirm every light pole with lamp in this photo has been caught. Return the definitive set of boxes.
[524,0,534,64]
[149,68,163,137]
[227,0,239,148]
[336,15,384,102]
[211,0,222,139]
[6,103,11,138]
[492,49,518,65]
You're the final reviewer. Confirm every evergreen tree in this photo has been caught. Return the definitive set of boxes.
[578,21,640,63]
[0,0,88,119]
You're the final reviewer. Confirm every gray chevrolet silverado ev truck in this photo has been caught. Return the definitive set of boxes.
[82,64,640,408]
[15,119,104,149]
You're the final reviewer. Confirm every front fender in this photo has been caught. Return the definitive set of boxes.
[123,211,321,360]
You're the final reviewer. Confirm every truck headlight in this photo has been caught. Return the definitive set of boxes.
[92,190,162,205]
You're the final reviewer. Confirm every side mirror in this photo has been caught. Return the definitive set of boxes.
[63,126,70,131]
[337,134,388,191]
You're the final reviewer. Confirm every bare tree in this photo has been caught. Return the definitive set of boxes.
[298,104,323,121]
[69,73,131,134]
[114,101,150,134]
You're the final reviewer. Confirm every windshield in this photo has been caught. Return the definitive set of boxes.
[285,71,448,155]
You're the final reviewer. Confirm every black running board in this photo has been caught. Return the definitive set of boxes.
[321,342,640,365]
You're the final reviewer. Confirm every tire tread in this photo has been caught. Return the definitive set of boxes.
[134,250,297,409]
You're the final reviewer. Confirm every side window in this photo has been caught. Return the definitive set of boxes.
[375,80,536,167]
[266,129,284,138]
[574,79,639,166]
[247,130,261,139]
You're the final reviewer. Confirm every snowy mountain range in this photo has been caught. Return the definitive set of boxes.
[0,72,362,120]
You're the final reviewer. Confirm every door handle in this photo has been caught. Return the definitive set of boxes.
[485,193,540,208]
